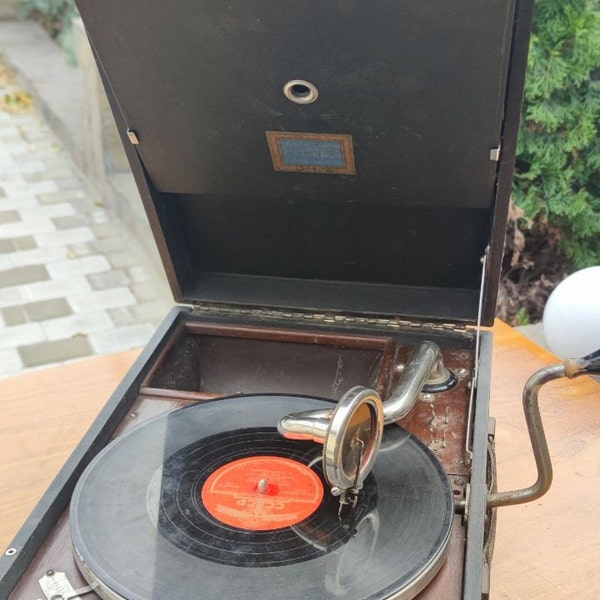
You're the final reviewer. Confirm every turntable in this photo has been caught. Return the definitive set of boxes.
[2,1,599,599]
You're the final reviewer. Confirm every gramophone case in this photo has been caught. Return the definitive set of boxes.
[0,1,535,599]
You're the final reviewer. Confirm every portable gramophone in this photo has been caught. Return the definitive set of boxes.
[1,1,599,599]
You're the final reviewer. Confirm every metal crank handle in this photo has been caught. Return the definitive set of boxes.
[487,348,600,509]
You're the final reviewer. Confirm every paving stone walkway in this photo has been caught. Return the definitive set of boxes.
[0,72,171,378]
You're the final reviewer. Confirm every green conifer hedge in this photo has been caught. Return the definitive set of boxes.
[513,0,600,269]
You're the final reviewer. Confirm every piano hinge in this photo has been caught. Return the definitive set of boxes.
[190,303,468,334]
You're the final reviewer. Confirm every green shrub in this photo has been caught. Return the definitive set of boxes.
[513,0,600,269]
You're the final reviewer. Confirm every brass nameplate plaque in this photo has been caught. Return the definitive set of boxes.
[266,131,356,175]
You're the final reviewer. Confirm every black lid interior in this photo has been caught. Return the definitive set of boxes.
[77,0,528,325]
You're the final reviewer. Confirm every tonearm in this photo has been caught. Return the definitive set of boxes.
[278,341,456,508]
[278,341,600,513]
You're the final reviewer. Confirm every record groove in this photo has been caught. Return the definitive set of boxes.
[156,427,377,566]
[71,395,454,600]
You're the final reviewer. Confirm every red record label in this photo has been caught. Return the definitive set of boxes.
[201,456,324,531]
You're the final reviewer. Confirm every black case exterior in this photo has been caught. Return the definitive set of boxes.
[74,0,534,327]
[0,1,535,598]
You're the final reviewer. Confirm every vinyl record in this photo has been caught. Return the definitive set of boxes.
[154,426,379,567]
[71,395,454,600]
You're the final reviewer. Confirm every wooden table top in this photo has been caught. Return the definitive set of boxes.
[1,320,598,598]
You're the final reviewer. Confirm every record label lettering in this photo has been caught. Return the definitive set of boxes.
[202,456,324,530]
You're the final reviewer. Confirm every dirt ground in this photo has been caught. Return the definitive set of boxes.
[496,202,568,325]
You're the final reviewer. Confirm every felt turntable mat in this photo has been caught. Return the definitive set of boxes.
[70,395,454,600]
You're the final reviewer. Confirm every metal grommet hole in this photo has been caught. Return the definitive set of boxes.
[283,79,319,104]
[5,547,17,556]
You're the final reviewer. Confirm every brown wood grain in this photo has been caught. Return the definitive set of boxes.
[0,350,140,551]
[489,320,600,599]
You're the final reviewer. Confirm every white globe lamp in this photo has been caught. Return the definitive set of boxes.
[543,266,600,358]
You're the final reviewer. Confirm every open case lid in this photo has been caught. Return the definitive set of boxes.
[75,0,534,327]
